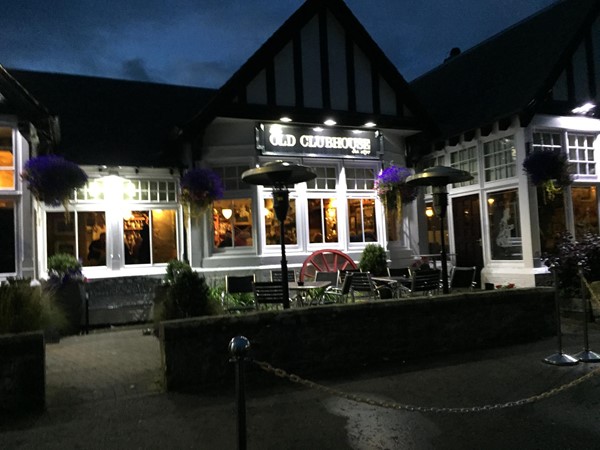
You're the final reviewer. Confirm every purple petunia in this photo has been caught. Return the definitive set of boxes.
[180,167,224,212]
[21,155,88,206]
[375,164,417,206]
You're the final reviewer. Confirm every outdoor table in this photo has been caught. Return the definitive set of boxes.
[371,276,411,298]
[288,281,332,306]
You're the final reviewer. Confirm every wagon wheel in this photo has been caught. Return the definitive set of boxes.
[299,249,358,281]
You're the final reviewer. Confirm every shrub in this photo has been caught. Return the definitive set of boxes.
[359,244,388,276]
[546,231,600,296]
[0,280,66,335]
[47,253,83,285]
[156,261,222,321]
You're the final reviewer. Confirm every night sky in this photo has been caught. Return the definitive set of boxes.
[0,0,557,88]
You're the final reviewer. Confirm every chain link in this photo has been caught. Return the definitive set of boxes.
[252,359,600,414]
[581,275,600,309]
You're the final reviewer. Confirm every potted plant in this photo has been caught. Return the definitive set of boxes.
[374,164,417,240]
[46,253,85,335]
[180,167,224,216]
[21,155,88,211]
[522,149,572,202]
[359,244,388,276]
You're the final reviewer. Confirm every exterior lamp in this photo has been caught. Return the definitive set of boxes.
[406,166,473,294]
[242,161,316,308]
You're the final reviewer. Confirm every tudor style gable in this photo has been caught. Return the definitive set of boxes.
[184,0,435,137]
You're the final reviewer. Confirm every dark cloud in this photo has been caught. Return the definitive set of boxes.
[0,0,558,87]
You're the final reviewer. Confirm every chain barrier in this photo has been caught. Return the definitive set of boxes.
[253,359,600,414]
[581,276,600,309]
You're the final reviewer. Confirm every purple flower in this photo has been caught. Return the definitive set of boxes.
[375,164,417,205]
[180,167,224,211]
[21,155,88,206]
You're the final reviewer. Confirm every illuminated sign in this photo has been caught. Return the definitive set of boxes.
[256,123,381,159]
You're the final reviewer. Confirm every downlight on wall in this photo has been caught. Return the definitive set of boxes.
[572,102,595,114]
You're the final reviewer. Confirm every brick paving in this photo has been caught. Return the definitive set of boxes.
[45,326,163,407]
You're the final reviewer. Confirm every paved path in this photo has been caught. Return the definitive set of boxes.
[1,320,600,449]
[45,326,163,407]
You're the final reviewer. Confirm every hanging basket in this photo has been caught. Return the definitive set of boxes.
[21,155,88,211]
[523,149,572,202]
[179,167,224,217]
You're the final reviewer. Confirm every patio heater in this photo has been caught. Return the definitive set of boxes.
[242,161,316,309]
[406,166,473,294]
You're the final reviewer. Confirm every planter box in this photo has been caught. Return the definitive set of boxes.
[0,331,45,415]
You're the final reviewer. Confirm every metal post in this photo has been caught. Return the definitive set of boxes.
[229,336,251,450]
[543,268,578,365]
[575,270,600,362]
[274,188,291,309]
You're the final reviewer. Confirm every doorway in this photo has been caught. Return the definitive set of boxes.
[451,194,483,287]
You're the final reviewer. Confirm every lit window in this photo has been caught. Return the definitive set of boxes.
[308,198,338,243]
[483,136,517,182]
[264,197,297,245]
[487,189,521,260]
[346,167,377,190]
[347,199,377,242]
[213,199,253,250]
[0,127,14,189]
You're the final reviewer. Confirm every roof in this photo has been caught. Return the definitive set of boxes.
[0,65,57,151]
[7,69,216,167]
[411,0,600,141]
[182,0,437,142]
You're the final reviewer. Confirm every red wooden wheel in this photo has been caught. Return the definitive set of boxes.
[299,249,358,281]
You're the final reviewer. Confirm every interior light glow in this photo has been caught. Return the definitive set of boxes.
[324,119,337,126]
[222,208,233,220]
[425,207,434,218]
[280,117,292,122]
[572,102,595,114]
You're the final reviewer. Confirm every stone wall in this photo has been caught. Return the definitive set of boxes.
[0,331,45,415]
[159,288,555,392]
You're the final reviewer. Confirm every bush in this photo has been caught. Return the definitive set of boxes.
[47,253,83,285]
[0,280,66,335]
[358,244,388,276]
[547,231,600,296]
[155,260,222,321]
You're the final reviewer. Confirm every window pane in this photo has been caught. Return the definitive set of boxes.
[308,198,338,243]
[572,186,598,240]
[123,211,150,264]
[488,189,521,260]
[348,198,377,242]
[46,212,76,258]
[0,127,14,189]
[0,200,15,272]
[151,209,177,263]
[264,198,296,245]
[79,212,107,266]
[483,136,516,182]
[213,198,253,249]
[537,187,566,256]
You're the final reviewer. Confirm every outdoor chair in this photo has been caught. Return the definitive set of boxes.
[253,281,287,309]
[409,269,441,296]
[323,272,353,304]
[450,266,477,292]
[348,271,383,302]
[271,269,297,282]
[314,271,339,287]
[222,275,256,313]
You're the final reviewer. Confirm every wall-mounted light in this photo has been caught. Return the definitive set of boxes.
[572,102,595,114]
[280,116,292,123]
[222,208,233,220]
[364,122,376,128]
[324,119,336,126]
[425,207,434,218]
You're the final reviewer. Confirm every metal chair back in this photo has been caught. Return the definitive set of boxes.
[223,275,256,312]
[349,271,379,301]
[315,271,339,287]
[410,269,441,296]
[450,266,477,291]
[253,281,286,309]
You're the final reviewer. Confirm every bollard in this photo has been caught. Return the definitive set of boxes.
[575,270,600,363]
[543,267,578,366]
[229,336,251,450]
